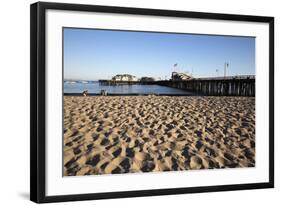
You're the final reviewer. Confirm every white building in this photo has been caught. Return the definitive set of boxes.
[171,72,193,81]
[112,74,138,81]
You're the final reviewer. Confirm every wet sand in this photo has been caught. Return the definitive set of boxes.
[63,96,255,176]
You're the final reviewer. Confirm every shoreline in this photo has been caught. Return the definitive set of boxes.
[64,93,198,96]
[63,93,253,97]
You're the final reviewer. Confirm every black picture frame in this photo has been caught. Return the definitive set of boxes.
[30,2,274,203]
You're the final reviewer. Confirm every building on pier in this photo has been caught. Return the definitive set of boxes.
[112,74,138,81]
[171,72,193,81]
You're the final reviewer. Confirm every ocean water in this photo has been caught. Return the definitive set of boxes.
[64,82,193,95]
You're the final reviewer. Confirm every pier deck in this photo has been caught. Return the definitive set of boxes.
[99,80,155,85]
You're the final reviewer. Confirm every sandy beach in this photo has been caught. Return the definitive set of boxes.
[63,96,255,176]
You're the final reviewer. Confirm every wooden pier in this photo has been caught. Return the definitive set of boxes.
[157,76,255,96]
[99,75,255,96]
[99,80,155,85]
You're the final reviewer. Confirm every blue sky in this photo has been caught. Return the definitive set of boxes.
[64,28,255,80]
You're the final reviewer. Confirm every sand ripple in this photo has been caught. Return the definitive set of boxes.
[64,96,255,176]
